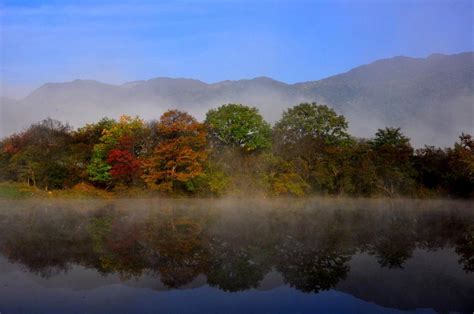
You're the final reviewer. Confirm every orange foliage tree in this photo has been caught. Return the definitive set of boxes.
[142,110,208,192]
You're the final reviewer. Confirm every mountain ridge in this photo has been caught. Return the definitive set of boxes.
[1,52,473,147]
[15,52,473,96]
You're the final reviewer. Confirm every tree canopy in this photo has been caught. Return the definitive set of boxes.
[0,104,471,198]
[87,115,146,186]
[142,110,208,192]
[273,103,351,146]
[205,104,271,152]
[370,127,411,150]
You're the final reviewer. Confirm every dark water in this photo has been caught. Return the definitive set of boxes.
[0,198,473,314]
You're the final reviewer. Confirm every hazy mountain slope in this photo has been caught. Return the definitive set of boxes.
[296,52,474,145]
[0,97,20,138]
[1,52,472,147]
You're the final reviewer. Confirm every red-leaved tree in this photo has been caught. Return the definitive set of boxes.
[106,135,142,185]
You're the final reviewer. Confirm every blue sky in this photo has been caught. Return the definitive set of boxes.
[0,0,472,98]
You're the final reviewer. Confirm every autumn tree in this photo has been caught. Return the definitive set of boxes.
[75,118,117,151]
[0,133,26,181]
[65,118,117,182]
[87,115,147,186]
[261,153,309,196]
[106,136,143,185]
[142,110,207,192]
[1,118,75,189]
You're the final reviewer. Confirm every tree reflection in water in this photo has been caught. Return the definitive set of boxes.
[0,199,472,294]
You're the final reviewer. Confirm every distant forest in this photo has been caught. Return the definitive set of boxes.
[0,103,472,198]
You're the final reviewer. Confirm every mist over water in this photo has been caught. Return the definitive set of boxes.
[0,198,473,313]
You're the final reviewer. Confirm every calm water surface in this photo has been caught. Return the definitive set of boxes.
[0,198,472,314]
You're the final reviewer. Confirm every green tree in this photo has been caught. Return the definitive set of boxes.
[87,148,112,183]
[369,127,416,196]
[273,103,353,194]
[205,104,271,152]
[273,103,351,148]
[310,144,355,195]
[414,146,449,194]
[446,133,474,198]
[370,127,410,149]
[345,140,378,196]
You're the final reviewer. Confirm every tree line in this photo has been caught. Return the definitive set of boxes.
[0,103,472,197]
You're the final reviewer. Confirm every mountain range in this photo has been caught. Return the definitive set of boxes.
[1,52,473,147]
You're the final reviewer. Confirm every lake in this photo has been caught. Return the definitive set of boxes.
[0,198,472,314]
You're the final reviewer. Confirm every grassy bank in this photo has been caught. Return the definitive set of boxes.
[0,182,212,199]
[0,182,113,199]
[0,181,452,201]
